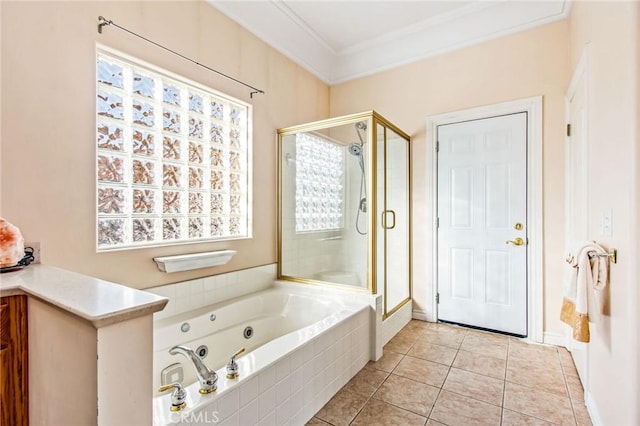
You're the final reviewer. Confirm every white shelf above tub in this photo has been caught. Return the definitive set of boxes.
[153,250,236,273]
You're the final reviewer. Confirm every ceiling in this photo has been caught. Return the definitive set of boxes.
[209,0,571,85]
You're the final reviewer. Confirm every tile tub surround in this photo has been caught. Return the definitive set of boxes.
[152,282,377,391]
[309,320,593,426]
[148,264,277,319]
[153,304,372,426]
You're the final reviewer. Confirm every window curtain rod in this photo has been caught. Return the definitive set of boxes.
[97,16,265,98]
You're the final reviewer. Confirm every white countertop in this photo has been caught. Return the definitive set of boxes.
[0,264,168,328]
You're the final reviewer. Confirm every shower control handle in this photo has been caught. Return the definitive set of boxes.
[382,210,396,230]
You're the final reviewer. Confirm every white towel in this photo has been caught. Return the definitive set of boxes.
[561,241,609,342]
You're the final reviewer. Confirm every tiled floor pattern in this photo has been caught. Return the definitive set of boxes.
[308,320,592,426]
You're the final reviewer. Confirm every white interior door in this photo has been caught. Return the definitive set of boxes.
[437,113,528,336]
[566,58,589,386]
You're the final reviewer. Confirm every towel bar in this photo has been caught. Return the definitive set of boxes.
[587,248,617,264]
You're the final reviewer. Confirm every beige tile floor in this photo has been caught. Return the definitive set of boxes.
[308,320,592,426]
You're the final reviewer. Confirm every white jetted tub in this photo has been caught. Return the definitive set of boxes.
[152,281,374,426]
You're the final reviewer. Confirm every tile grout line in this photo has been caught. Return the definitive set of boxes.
[561,355,582,426]
[396,332,433,422]
[368,377,434,420]
[444,331,509,405]
[346,365,390,426]
[428,351,453,422]
[316,321,588,426]
[415,326,441,425]
[423,328,470,424]
[501,338,512,425]
[379,339,457,420]
[503,338,579,426]
[348,335,418,426]
[388,324,455,423]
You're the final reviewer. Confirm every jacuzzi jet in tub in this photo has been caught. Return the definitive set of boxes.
[195,345,208,359]
[243,326,254,339]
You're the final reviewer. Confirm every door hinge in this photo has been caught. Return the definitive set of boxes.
[566,123,571,137]
[436,141,440,152]
[436,217,440,228]
[436,293,440,304]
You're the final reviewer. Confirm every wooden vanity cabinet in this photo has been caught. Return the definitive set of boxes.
[1,295,28,426]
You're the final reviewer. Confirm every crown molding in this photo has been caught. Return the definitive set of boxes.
[209,0,336,84]
[208,0,571,85]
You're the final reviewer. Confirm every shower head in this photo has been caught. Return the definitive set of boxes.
[348,143,362,156]
[355,121,367,145]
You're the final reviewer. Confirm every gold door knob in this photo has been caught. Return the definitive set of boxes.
[506,237,524,246]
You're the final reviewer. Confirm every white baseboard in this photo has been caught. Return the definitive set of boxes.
[543,332,566,347]
[412,310,429,321]
[585,390,602,425]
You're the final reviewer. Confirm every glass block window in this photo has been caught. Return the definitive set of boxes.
[96,49,252,250]
[295,133,344,232]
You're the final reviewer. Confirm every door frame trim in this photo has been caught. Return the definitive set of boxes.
[425,96,543,342]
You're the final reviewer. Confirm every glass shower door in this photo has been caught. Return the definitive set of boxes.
[377,123,411,318]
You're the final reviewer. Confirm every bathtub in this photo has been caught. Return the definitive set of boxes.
[152,281,375,426]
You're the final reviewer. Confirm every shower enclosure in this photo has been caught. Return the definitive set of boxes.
[278,111,411,318]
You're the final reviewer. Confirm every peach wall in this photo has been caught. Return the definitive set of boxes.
[568,1,639,423]
[0,1,329,288]
[330,21,569,334]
